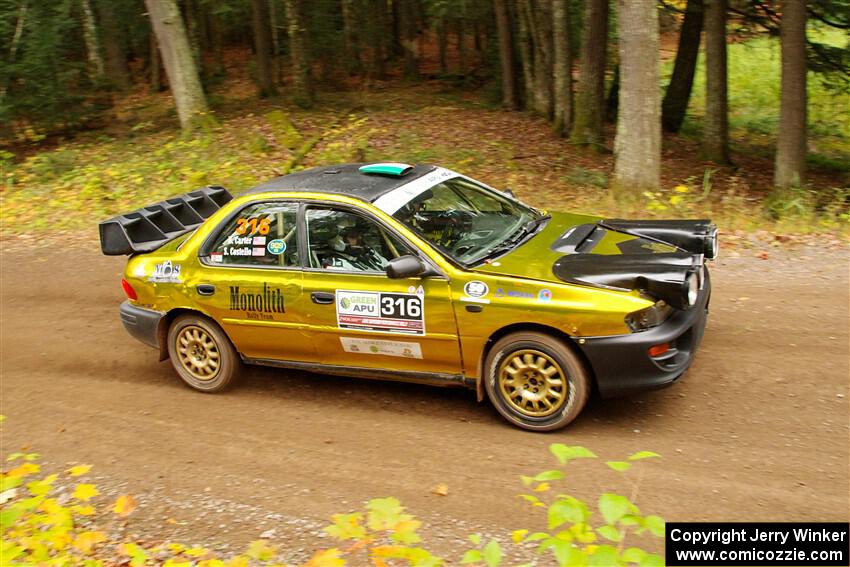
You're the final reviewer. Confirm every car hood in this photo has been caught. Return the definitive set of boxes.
[472,211,715,308]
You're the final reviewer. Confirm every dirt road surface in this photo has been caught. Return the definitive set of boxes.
[2,242,848,562]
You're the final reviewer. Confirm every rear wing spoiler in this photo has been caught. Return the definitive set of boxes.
[99,186,233,255]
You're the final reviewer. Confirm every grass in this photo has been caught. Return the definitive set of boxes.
[667,26,850,165]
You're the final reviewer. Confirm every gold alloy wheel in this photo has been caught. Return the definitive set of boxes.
[498,349,567,417]
[176,325,221,381]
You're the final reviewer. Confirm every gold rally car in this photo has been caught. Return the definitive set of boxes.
[100,163,717,431]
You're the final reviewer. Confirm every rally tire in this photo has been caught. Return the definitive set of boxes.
[167,314,241,392]
[484,332,590,432]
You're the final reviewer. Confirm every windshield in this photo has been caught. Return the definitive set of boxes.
[381,175,542,265]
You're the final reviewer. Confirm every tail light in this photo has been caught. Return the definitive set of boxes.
[121,278,138,301]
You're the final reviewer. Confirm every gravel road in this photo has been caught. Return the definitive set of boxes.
[1,242,847,562]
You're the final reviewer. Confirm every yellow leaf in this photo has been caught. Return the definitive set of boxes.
[669,195,684,206]
[246,540,276,561]
[533,482,550,492]
[184,546,210,558]
[674,185,690,193]
[75,504,96,516]
[432,483,449,496]
[113,494,137,516]
[512,529,529,543]
[7,462,40,477]
[304,548,345,567]
[73,531,107,554]
[68,464,92,477]
[72,484,99,501]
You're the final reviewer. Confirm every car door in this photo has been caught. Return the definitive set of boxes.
[299,204,463,376]
[189,200,317,363]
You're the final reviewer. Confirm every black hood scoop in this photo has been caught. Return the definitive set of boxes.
[553,252,702,309]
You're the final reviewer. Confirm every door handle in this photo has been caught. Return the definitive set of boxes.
[311,291,335,304]
[196,284,216,296]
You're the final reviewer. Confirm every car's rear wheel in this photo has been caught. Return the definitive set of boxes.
[167,314,241,392]
[484,331,590,431]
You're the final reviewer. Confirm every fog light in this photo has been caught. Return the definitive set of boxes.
[648,343,670,357]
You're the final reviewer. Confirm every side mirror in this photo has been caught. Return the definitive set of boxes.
[387,255,429,279]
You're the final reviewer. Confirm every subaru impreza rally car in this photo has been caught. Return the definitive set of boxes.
[100,163,716,431]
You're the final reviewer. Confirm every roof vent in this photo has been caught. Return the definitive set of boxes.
[359,163,414,177]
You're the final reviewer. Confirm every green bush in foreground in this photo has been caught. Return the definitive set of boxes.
[0,441,665,566]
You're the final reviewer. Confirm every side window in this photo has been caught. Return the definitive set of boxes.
[208,202,299,267]
[305,207,413,272]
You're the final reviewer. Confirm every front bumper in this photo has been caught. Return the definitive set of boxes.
[576,272,711,398]
[119,301,164,349]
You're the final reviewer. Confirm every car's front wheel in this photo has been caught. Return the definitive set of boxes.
[484,331,590,431]
[167,314,241,392]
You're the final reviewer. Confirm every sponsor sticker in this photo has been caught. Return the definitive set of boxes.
[461,280,490,304]
[148,260,181,283]
[210,252,223,263]
[229,283,285,321]
[336,290,425,335]
[267,239,287,255]
[252,247,265,256]
[494,287,534,299]
[538,289,553,302]
[253,236,267,246]
[340,337,423,359]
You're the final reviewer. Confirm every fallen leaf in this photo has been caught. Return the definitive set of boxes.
[113,494,137,516]
[757,251,769,260]
[72,483,99,501]
[432,483,449,496]
[68,464,93,477]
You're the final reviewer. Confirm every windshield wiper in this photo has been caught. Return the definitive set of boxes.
[473,214,551,265]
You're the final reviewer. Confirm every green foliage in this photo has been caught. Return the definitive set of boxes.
[1,427,667,567]
[0,0,93,137]
[673,27,850,164]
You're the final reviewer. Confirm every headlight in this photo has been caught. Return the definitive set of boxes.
[685,271,699,307]
[704,226,719,260]
[625,301,674,332]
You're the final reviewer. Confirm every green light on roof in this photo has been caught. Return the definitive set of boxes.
[359,163,414,176]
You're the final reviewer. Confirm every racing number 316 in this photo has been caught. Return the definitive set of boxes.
[380,294,422,319]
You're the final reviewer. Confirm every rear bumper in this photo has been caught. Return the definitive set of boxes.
[119,301,164,349]
[577,272,711,398]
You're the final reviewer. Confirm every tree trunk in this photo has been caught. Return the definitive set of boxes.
[183,0,204,79]
[661,0,703,133]
[397,0,419,78]
[516,0,535,108]
[437,17,448,74]
[457,15,467,76]
[149,24,161,92]
[269,0,280,80]
[80,0,105,79]
[145,0,209,130]
[0,2,28,105]
[524,0,553,117]
[703,0,729,163]
[284,0,313,107]
[774,0,807,188]
[251,0,277,97]
[613,0,661,195]
[341,0,362,75]
[552,0,572,136]
[95,0,130,90]
[570,0,608,148]
[494,0,518,109]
